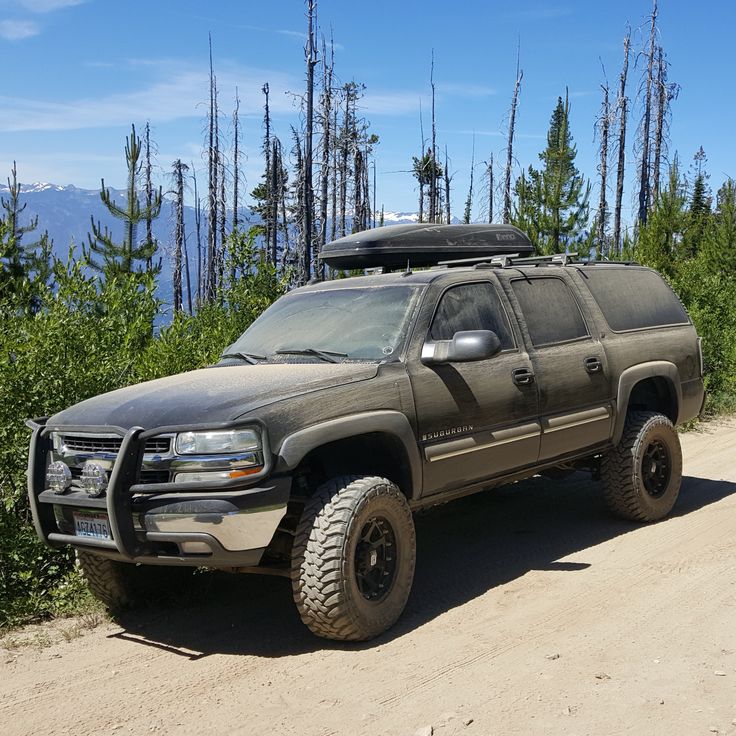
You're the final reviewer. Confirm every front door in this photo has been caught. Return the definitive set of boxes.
[408,278,540,496]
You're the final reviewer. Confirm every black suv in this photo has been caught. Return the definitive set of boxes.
[27,224,705,641]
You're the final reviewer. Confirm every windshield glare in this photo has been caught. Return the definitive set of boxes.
[227,285,422,362]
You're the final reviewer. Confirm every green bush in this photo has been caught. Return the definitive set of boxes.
[0,237,285,628]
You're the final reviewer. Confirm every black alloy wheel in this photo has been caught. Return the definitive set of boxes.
[641,438,671,498]
[354,515,397,602]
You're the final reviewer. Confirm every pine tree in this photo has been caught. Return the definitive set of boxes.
[684,147,711,258]
[85,124,162,278]
[635,163,687,276]
[0,162,52,307]
[513,94,590,254]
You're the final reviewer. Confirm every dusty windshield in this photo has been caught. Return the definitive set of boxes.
[225,285,423,362]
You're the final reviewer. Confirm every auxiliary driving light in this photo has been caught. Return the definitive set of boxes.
[46,461,72,494]
[80,462,108,497]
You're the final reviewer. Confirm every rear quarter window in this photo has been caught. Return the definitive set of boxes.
[579,268,689,331]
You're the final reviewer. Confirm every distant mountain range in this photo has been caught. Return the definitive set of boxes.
[0,181,457,305]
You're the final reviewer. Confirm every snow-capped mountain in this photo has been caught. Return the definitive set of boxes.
[1,182,457,306]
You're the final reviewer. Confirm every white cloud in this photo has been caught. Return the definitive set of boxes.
[360,91,422,116]
[17,0,85,12]
[437,82,496,98]
[0,61,299,132]
[0,19,39,39]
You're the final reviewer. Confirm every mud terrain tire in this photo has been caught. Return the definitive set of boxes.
[291,475,416,641]
[601,411,683,522]
[76,551,141,610]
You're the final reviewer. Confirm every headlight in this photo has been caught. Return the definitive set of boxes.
[175,428,261,455]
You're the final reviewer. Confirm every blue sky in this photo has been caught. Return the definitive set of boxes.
[0,0,734,225]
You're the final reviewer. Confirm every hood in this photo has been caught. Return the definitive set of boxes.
[48,362,379,430]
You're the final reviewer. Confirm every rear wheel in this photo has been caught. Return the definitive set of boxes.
[291,475,416,641]
[601,411,682,522]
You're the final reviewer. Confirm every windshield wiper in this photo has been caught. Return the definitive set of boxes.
[275,347,348,364]
[220,351,267,365]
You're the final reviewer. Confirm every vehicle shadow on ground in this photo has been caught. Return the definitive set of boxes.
[111,473,736,658]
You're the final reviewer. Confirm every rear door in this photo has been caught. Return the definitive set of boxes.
[407,275,540,496]
[504,273,614,462]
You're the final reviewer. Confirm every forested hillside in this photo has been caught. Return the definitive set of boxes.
[1,0,735,627]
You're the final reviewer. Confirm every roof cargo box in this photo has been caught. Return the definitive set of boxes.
[320,223,534,270]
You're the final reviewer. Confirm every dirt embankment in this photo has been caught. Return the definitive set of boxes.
[2,418,736,736]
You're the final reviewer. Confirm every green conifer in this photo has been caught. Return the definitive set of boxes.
[86,125,162,278]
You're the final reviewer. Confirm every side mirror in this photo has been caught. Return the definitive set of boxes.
[421,330,502,365]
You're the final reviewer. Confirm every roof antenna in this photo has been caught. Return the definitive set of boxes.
[402,259,413,277]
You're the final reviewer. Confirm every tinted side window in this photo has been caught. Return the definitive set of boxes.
[580,268,689,331]
[511,277,588,346]
[430,282,514,349]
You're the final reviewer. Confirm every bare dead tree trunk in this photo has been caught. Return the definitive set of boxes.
[143,121,155,271]
[372,160,377,229]
[464,136,475,224]
[302,0,318,282]
[206,35,218,301]
[638,0,658,225]
[262,82,273,252]
[330,101,338,242]
[652,46,666,203]
[217,98,226,292]
[276,139,290,259]
[317,35,332,275]
[429,51,437,223]
[172,159,187,312]
[504,45,523,224]
[418,100,425,223]
[487,153,494,223]
[192,165,202,306]
[271,138,279,265]
[292,128,305,277]
[444,147,451,224]
[613,30,631,254]
[353,147,363,233]
[338,88,349,238]
[364,150,372,230]
[596,76,611,258]
[232,88,240,231]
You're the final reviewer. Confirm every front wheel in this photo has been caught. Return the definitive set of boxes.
[601,411,683,522]
[291,475,416,641]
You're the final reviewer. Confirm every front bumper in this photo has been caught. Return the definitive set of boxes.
[27,420,290,567]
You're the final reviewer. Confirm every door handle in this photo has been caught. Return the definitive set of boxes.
[584,356,602,373]
[512,367,535,386]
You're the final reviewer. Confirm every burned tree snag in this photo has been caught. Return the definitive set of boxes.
[613,30,630,254]
[504,46,523,224]
[637,0,658,225]
[596,74,611,257]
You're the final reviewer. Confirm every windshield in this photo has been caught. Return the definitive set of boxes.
[226,285,423,362]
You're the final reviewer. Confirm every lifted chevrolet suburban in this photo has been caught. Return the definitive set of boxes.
[27,224,705,641]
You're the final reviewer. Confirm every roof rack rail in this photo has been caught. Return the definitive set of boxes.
[439,251,581,269]
[436,253,520,268]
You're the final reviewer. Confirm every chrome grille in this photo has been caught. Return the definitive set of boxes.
[70,466,169,485]
[62,435,171,455]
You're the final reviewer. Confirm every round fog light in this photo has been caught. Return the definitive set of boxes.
[81,462,108,497]
[46,461,72,494]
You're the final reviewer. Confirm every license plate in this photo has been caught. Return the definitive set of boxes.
[73,512,111,541]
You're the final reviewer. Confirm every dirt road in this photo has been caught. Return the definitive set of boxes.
[2,419,736,736]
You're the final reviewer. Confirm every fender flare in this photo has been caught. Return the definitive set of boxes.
[612,361,681,444]
[275,410,422,499]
